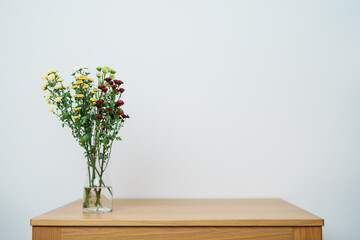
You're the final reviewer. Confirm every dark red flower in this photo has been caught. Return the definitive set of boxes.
[111,84,117,89]
[101,87,108,92]
[114,80,123,85]
[104,77,111,82]
[115,100,124,106]
[108,80,114,85]
[105,107,113,111]
[97,99,104,104]
[95,115,103,120]
[122,114,130,118]
[116,110,123,115]
[98,84,105,89]
[119,88,125,93]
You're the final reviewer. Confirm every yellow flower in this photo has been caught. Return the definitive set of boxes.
[76,75,87,80]
[41,73,48,80]
[41,82,48,91]
[50,69,58,73]
[71,85,78,89]
[82,84,89,89]
[54,84,62,90]
[86,78,94,82]
[45,93,52,101]
[57,78,64,82]
[48,107,54,112]
[90,91,95,94]
[73,116,80,119]
[55,97,62,102]
[48,101,51,104]
[75,80,83,85]
[65,84,70,88]
[74,94,84,98]
[47,74,55,81]
[93,102,97,105]
[90,98,97,102]
[73,107,82,111]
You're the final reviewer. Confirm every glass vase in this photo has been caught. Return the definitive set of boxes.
[82,159,113,213]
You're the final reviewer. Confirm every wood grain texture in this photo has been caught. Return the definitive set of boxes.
[293,227,322,240]
[61,227,293,240]
[32,227,60,240]
[30,199,324,227]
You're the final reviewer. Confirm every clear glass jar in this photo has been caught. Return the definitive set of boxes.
[82,160,113,213]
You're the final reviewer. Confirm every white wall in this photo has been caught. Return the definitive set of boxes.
[0,0,359,239]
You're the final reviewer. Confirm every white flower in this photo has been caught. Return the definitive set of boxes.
[55,97,62,102]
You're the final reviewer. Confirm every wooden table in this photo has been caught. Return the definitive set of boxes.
[31,199,324,240]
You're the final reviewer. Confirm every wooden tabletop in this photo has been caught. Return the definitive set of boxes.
[30,199,323,227]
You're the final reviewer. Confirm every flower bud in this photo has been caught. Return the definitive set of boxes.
[119,88,125,93]
[110,69,116,74]
[105,107,113,111]
[96,72,101,77]
[114,80,123,85]
[109,74,115,79]
[115,100,124,106]
[96,66,102,71]
[101,87,108,92]
[104,78,111,82]
[98,84,105,89]
[111,84,117,89]
[102,68,109,73]
[116,110,123,115]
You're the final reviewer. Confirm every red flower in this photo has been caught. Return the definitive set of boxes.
[108,80,114,85]
[97,99,104,104]
[98,84,105,89]
[115,100,124,106]
[104,77,111,82]
[116,110,123,115]
[119,88,125,93]
[111,84,117,89]
[105,107,113,111]
[101,87,108,92]
[122,114,130,118]
[114,80,123,85]
[95,115,103,120]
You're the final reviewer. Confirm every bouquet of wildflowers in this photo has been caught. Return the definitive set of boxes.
[41,66,129,212]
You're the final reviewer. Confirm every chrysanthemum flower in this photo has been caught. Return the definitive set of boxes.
[55,97,62,102]
[71,85,78,89]
[87,78,94,82]
[57,78,64,82]
[47,74,55,81]
[65,84,70,88]
[90,91,96,94]
[75,80,83,85]
[73,116,80,119]
[82,84,89,89]
[74,94,84,98]
[50,69,58,73]
[41,82,48,91]
[48,107,54,112]
[41,73,48,80]
[45,93,52,101]
[90,98,97,102]
[73,107,82,111]
[54,85,62,90]
[76,76,87,80]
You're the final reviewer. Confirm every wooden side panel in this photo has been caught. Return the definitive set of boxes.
[33,227,61,240]
[293,227,322,240]
[61,227,292,240]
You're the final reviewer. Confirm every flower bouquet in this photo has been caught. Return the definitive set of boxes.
[41,66,129,213]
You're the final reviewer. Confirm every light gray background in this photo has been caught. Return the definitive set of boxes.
[0,0,359,239]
